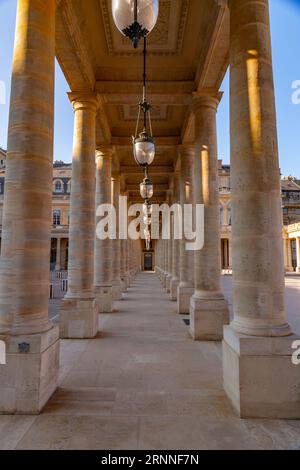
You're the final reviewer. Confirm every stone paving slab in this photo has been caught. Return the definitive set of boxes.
[0,273,300,450]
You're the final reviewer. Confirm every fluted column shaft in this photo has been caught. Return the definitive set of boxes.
[0,0,59,414]
[189,94,229,340]
[297,238,300,273]
[111,175,122,300]
[229,0,289,337]
[65,95,98,299]
[170,173,180,300]
[94,147,113,312]
[177,148,194,314]
[60,93,99,339]
[0,0,55,336]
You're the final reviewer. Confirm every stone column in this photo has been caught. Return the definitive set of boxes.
[296,238,300,274]
[162,239,168,287]
[111,175,122,300]
[120,239,128,292]
[177,147,195,314]
[55,238,61,272]
[164,188,173,292]
[0,0,59,414]
[223,0,300,419]
[170,175,180,300]
[94,147,113,313]
[120,192,129,292]
[190,94,229,341]
[283,236,292,272]
[60,92,99,339]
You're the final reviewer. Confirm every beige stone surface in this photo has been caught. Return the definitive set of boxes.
[190,94,229,340]
[229,0,290,337]
[94,147,113,313]
[61,93,99,338]
[1,273,300,449]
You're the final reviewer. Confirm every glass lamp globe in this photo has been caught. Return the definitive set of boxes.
[112,0,159,47]
[133,131,155,167]
[140,177,154,200]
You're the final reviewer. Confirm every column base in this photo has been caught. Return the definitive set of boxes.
[170,277,179,301]
[112,280,123,301]
[161,271,167,287]
[190,293,229,341]
[285,266,294,273]
[0,326,59,414]
[296,268,300,274]
[120,275,128,293]
[60,298,98,339]
[165,274,172,292]
[177,284,194,314]
[223,325,300,418]
[95,286,112,313]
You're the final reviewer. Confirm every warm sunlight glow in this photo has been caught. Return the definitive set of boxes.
[246,49,262,154]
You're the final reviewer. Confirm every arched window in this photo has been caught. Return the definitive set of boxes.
[228,205,232,226]
[54,180,62,193]
[53,210,61,226]
[220,206,224,226]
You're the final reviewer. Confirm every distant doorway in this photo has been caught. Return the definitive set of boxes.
[143,252,153,271]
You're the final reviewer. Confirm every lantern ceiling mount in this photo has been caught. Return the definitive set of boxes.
[112,0,159,49]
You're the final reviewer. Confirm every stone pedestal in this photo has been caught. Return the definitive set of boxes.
[95,286,112,314]
[165,274,172,293]
[177,284,194,315]
[190,294,229,341]
[60,298,98,339]
[223,326,300,418]
[170,277,179,301]
[0,327,59,414]
[112,280,123,301]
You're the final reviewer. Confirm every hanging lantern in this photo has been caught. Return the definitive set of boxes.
[140,175,154,200]
[112,0,159,48]
[132,36,155,167]
[133,129,155,167]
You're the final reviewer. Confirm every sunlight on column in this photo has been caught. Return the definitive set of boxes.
[201,145,209,205]
[246,49,262,154]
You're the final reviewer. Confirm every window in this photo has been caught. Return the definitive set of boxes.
[54,180,62,193]
[283,208,289,215]
[53,210,61,226]
[220,206,224,226]
[228,206,232,226]
[295,208,300,215]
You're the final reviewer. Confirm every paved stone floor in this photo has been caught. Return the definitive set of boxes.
[0,272,300,450]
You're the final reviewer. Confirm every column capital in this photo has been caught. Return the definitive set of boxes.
[192,91,223,112]
[111,172,121,182]
[178,144,195,158]
[95,145,114,161]
[68,91,100,113]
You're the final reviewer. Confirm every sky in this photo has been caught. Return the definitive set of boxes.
[0,0,299,176]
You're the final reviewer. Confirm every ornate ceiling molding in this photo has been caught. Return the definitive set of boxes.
[99,0,190,57]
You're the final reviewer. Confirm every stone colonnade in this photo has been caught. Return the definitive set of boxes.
[0,0,299,419]
[156,0,300,419]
